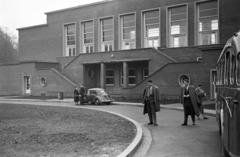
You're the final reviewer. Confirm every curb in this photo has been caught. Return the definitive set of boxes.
[0,99,143,157]
[112,102,216,117]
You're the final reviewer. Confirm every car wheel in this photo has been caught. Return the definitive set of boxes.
[95,99,101,105]
[88,100,92,105]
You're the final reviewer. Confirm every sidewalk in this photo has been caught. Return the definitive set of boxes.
[0,96,216,117]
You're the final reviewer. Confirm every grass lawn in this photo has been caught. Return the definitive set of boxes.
[0,103,136,157]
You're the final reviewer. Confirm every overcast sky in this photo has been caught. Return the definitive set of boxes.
[0,0,103,40]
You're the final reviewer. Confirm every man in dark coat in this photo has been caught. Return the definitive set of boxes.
[79,85,86,105]
[143,80,160,126]
[73,87,79,105]
[180,79,200,126]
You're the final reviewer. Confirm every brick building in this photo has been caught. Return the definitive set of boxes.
[1,0,240,102]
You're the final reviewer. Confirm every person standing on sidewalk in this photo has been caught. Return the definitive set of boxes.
[79,84,86,105]
[195,85,208,120]
[143,80,160,126]
[180,79,200,126]
[73,87,80,105]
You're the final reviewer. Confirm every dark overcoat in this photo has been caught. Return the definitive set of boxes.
[74,89,79,102]
[143,85,160,114]
[180,85,200,116]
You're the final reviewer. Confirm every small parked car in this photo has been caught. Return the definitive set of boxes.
[81,88,113,105]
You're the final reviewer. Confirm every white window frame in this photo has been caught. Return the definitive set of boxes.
[63,23,76,57]
[119,13,136,50]
[167,4,188,48]
[142,8,160,48]
[99,16,114,52]
[195,0,219,46]
[81,20,94,53]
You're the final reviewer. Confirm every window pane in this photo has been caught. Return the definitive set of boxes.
[82,21,94,47]
[128,77,136,84]
[197,0,218,45]
[106,70,114,76]
[168,5,187,47]
[143,9,160,48]
[121,14,136,49]
[128,69,136,76]
[146,25,159,37]
[101,17,113,51]
[106,78,114,84]
[65,24,76,46]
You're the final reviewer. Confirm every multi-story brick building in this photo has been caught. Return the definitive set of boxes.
[1,0,240,102]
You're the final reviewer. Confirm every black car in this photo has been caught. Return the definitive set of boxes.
[80,88,113,105]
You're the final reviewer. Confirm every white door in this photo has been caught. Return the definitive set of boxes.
[23,76,31,95]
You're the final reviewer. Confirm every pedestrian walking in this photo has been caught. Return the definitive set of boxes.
[195,84,208,120]
[143,80,160,126]
[74,87,80,105]
[180,79,200,126]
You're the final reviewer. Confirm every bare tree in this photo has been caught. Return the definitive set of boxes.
[0,27,18,64]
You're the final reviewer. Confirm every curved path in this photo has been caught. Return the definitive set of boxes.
[89,104,221,157]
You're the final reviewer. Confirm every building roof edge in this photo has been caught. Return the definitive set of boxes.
[45,0,113,15]
[17,24,48,31]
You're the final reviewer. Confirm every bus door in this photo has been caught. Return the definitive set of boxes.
[222,96,230,152]
[228,94,240,156]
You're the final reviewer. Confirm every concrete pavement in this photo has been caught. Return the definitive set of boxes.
[0,97,220,157]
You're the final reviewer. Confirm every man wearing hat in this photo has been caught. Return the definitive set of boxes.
[180,79,200,126]
[143,80,160,126]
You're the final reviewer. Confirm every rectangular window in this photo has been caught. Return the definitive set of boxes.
[64,23,76,56]
[120,13,136,50]
[197,0,219,45]
[143,9,160,48]
[105,69,115,85]
[100,17,114,52]
[82,21,94,53]
[168,5,188,48]
[128,68,137,86]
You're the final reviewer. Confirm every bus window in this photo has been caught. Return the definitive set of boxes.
[237,53,240,85]
[216,65,220,85]
[225,51,230,85]
[221,58,224,85]
[230,53,235,85]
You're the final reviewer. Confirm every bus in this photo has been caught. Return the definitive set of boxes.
[215,30,240,157]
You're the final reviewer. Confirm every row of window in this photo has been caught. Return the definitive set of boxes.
[104,68,148,86]
[64,0,219,56]
[216,48,240,86]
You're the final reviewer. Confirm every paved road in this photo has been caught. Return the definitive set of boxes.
[0,99,221,157]
[87,104,221,157]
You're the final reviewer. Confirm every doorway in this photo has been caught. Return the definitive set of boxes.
[23,75,31,95]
